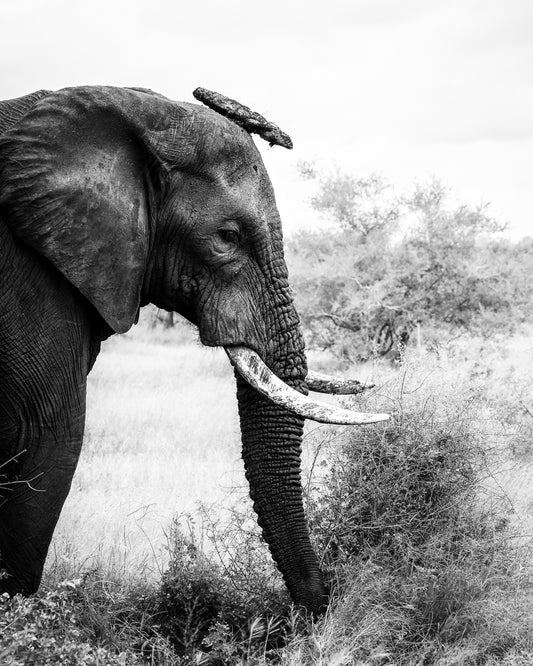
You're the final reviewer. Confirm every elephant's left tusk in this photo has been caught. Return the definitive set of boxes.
[306,370,375,395]
[225,346,389,426]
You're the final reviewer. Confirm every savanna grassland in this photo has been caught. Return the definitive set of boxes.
[2,310,533,665]
[49,324,245,582]
[53,320,533,581]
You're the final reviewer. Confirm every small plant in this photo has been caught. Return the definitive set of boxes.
[0,573,183,665]
[0,581,144,665]
[156,511,293,663]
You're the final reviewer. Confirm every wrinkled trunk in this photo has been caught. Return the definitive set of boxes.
[235,279,327,612]
[236,377,326,612]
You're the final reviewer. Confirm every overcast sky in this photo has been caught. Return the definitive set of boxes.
[2,0,532,237]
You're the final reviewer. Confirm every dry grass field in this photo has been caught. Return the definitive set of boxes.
[46,318,533,585]
[47,325,246,581]
[46,319,361,584]
[4,314,531,664]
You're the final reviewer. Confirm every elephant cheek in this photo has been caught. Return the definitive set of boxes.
[197,289,266,353]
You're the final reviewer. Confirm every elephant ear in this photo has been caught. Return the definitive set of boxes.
[0,86,181,333]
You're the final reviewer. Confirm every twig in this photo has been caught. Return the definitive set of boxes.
[0,472,45,492]
[308,312,360,332]
[0,449,27,470]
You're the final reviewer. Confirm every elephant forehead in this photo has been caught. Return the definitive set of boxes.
[186,174,271,228]
[209,150,277,220]
[218,168,276,228]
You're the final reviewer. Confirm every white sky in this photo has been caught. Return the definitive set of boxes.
[1,0,532,237]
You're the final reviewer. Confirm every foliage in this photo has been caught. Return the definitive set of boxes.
[1,332,532,663]
[288,166,533,361]
[0,572,185,665]
[290,355,533,664]
[0,581,145,665]
[298,162,399,236]
[155,508,294,664]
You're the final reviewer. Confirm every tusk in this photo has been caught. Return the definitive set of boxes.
[225,346,389,426]
[306,370,375,395]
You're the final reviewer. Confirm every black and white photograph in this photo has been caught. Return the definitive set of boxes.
[1,1,532,663]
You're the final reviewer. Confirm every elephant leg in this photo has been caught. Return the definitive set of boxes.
[0,338,92,594]
[0,336,92,594]
[0,428,85,594]
[0,229,100,594]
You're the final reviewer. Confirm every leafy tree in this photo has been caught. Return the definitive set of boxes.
[288,165,531,361]
[298,161,399,236]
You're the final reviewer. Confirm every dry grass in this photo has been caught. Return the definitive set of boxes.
[46,324,247,583]
[30,318,533,664]
[287,329,533,665]
[46,322,533,586]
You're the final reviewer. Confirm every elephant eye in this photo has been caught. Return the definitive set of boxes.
[218,228,240,246]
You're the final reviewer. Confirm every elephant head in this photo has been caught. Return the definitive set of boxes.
[0,86,386,613]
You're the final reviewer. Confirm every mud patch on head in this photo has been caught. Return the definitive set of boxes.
[192,87,293,149]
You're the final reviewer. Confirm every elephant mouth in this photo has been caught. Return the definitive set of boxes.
[225,346,389,425]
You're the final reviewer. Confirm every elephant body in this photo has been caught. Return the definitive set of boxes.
[0,220,100,592]
[0,86,329,612]
[0,86,385,612]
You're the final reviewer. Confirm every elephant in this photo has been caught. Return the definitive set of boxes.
[0,85,388,614]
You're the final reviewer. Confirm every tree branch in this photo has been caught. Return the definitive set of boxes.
[307,312,361,332]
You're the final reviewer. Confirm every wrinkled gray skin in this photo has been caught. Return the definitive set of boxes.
[0,87,326,613]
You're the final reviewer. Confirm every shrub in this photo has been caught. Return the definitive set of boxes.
[292,359,533,664]
[0,581,144,665]
[307,412,487,575]
[156,510,294,664]
[0,573,184,665]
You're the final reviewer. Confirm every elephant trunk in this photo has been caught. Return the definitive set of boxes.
[236,378,326,612]
[235,299,327,613]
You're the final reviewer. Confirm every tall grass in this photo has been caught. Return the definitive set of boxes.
[286,338,533,664]
[1,320,532,664]
[48,324,246,583]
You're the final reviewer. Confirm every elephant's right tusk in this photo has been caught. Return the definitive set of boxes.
[306,370,375,395]
[225,346,389,426]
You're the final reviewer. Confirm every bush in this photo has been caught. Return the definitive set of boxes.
[307,412,485,574]
[289,358,533,664]
[0,581,144,665]
[0,573,184,665]
[288,168,533,361]
[156,510,294,664]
